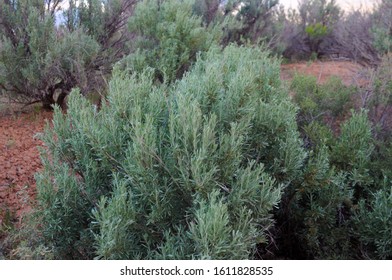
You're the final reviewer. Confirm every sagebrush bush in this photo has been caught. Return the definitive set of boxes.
[280,59,392,259]
[371,0,392,54]
[290,74,353,127]
[217,0,284,51]
[277,110,374,259]
[0,0,133,108]
[366,54,392,136]
[118,0,220,84]
[354,183,392,259]
[32,45,305,259]
[282,0,341,59]
[331,110,374,181]
[356,54,392,181]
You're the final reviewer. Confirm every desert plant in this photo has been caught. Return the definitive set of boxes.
[63,0,136,71]
[193,0,222,26]
[358,54,392,182]
[283,0,341,59]
[332,9,379,65]
[277,110,374,259]
[354,183,392,259]
[302,0,340,55]
[0,210,55,260]
[118,0,221,84]
[305,22,329,55]
[365,54,392,136]
[0,0,135,108]
[218,0,285,52]
[371,0,392,54]
[30,44,307,259]
[290,74,354,127]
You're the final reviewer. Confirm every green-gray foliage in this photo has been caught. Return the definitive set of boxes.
[290,74,353,126]
[331,110,374,180]
[298,0,341,27]
[279,110,375,259]
[281,66,380,259]
[361,53,392,201]
[371,0,392,54]
[366,54,392,139]
[372,27,392,54]
[119,0,221,84]
[355,184,392,259]
[32,45,305,259]
[64,0,136,69]
[0,0,133,108]
[218,0,285,52]
[193,0,221,25]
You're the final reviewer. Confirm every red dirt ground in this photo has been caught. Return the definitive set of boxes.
[0,60,368,228]
[0,110,52,226]
[281,60,367,86]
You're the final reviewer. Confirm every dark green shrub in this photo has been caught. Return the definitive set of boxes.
[321,77,355,117]
[290,74,354,127]
[281,58,392,260]
[358,54,392,181]
[331,110,374,180]
[302,121,334,149]
[366,54,392,137]
[305,22,329,56]
[354,184,392,259]
[278,110,375,259]
[283,0,341,58]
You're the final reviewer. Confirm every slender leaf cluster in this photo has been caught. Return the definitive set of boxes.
[35,45,304,259]
[119,0,221,84]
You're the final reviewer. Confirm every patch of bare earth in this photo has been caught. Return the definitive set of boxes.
[280,60,371,133]
[0,109,52,227]
[281,60,368,86]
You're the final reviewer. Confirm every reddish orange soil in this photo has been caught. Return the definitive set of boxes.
[281,60,367,86]
[0,110,52,226]
[0,60,368,229]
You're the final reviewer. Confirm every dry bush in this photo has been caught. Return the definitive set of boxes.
[281,1,380,65]
[325,9,379,66]
[359,54,392,137]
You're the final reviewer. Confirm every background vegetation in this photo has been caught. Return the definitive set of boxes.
[1,0,392,259]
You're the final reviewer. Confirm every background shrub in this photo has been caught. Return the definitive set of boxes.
[371,0,392,54]
[290,74,354,127]
[118,0,221,84]
[277,110,375,259]
[283,0,341,59]
[0,0,135,108]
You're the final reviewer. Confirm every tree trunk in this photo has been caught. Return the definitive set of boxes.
[42,81,69,110]
[42,93,55,111]
[56,91,68,110]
